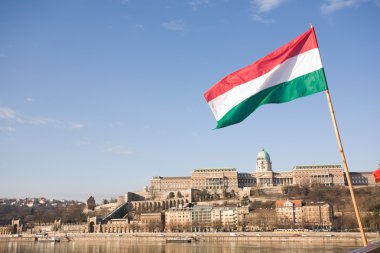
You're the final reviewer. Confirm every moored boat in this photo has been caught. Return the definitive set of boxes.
[166,237,192,243]
[34,235,60,242]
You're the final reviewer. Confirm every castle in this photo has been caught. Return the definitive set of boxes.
[90,149,377,233]
[146,149,375,199]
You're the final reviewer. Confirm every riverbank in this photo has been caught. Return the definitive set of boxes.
[0,238,366,253]
[1,232,378,243]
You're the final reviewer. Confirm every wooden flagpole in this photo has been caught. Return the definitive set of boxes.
[311,24,367,246]
[325,89,368,246]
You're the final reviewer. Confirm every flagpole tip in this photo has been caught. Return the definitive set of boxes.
[310,23,313,28]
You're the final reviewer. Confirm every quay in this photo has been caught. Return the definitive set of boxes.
[0,232,378,243]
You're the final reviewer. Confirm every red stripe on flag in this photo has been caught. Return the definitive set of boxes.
[373,167,380,183]
[204,27,319,102]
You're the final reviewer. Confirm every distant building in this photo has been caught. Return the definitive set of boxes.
[139,213,164,232]
[38,197,46,205]
[192,168,238,192]
[148,149,368,198]
[350,172,377,186]
[26,199,34,208]
[235,206,250,231]
[165,205,241,232]
[192,206,213,232]
[87,196,96,211]
[151,176,191,195]
[292,165,345,186]
[302,202,333,228]
[275,200,333,228]
[276,200,303,226]
[165,207,192,232]
[211,207,237,232]
[101,218,129,233]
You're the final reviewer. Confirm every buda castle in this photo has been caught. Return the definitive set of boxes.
[148,149,375,197]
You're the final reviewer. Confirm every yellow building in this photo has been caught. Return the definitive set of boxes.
[211,207,237,232]
[165,207,192,232]
[276,200,333,228]
[276,200,303,226]
[139,213,163,232]
[302,203,333,227]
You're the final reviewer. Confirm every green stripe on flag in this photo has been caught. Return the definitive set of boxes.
[216,68,328,129]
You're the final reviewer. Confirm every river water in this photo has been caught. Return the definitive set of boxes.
[0,240,360,253]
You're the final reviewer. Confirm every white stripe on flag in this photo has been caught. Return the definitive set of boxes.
[208,48,323,121]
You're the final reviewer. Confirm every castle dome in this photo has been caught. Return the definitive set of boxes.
[257,149,270,161]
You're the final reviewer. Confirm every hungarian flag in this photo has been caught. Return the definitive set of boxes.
[373,167,380,183]
[204,27,328,129]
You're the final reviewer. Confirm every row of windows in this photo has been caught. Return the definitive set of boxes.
[205,186,227,189]
[352,180,368,184]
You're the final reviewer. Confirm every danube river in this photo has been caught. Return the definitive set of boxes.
[0,240,361,253]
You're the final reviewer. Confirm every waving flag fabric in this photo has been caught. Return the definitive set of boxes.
[204,27,328,129]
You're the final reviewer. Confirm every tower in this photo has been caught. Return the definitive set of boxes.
[87,196,96,211]
[256,149,272,173]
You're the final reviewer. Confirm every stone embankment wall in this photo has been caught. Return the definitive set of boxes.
[0,227,10,235]
[22,223,86,234]
[1,232,377,243]
[61,224,86,233]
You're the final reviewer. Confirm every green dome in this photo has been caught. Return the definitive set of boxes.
[257,149,270,161]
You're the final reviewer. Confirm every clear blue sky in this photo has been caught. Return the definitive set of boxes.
[1,0,379,202]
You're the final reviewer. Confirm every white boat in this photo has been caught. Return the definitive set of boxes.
[35,236,60,242]
[166,237,192,243]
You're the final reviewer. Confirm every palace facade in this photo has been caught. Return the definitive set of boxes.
[149,149,371,196]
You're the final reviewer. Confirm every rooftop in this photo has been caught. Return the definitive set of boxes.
[293,165,342,170]
[276,200,303,207]
[193,168,236,173]
[257,149,271,161]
